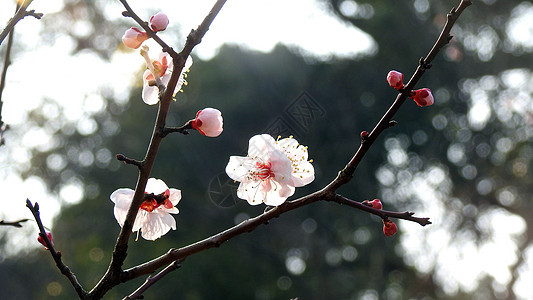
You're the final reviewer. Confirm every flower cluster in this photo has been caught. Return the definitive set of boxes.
[122,12,169,49]
[387,70,434,107]
[225,134,315,206]
[110,178,181,240]
[362,198,398,236]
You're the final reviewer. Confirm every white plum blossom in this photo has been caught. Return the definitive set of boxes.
[110,178,181,240]
[225,134,315,206]
[191,108,223,137]
[140,47,193,105]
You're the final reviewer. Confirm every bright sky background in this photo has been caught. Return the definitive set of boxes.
[1,0,533,298]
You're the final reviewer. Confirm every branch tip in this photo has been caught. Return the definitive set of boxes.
[116,154,143,168]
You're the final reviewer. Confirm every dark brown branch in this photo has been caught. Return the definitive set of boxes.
[124,259,183,300]
[333,195,431,226]
[325,0,472,191]
[87,1,228,298]
[0,218,29,227]
[122,190,326,280]
[121,189,430,279]
[26,199,88,298]
[159,121,193,137]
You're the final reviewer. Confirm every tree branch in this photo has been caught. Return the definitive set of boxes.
[0,3,19,143]
[118,0,470,284]
[325,0,472,192]
[124,259,183,300]
[159,121,193,137]
[87,1,228,298]
[47,0,468,298]
[0,0,40,46]
[119,0,176,56]
[0,218,29,227]
[26,199,88,298]
[332,195,431,226]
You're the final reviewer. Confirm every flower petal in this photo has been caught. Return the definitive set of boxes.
[142,70,160,105]
[168,188,182,206]
[146,178,169,194]
[110,188,134,226]
[226,156,253,181]
[291,160,315,187]
[140,210,177,240]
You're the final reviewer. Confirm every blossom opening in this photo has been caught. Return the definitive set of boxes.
[225,134,315,206]
[141,50,193,105]
[110,178,181,240]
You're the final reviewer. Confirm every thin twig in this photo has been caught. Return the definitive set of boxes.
[119,0,176,56]
[26,199,88,298]
[159,121,193,137]
[0,218,30,227]
[0,3,19,137]
[124,259,184,300]
[333,195,431,226]
[116,154,144,169]
[0,0,38,46]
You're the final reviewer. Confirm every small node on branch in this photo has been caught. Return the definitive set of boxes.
[122,11,131,17]
[116,154,143,168]
[25,10,43,19]
[159,124,191,138]
[419,57,432,70]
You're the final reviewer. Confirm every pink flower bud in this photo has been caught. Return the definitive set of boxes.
[360,131,369,140]
[150,12,169,32]
[411,88,434,107]
[369,199,382,210]
[191,108,223,137]
[383,220,397,236]
[37,232,54,250]
[122,27,149,49]
[387,70,404,90]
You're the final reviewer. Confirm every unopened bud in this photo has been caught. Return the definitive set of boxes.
[411,88,434,107]
[387,70,404,90]
[383,220,397,236]
[150,12,169,32]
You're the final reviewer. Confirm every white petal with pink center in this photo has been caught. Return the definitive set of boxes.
[142,51,193,105]
[110,178,181,240]
[225,134,314,206]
